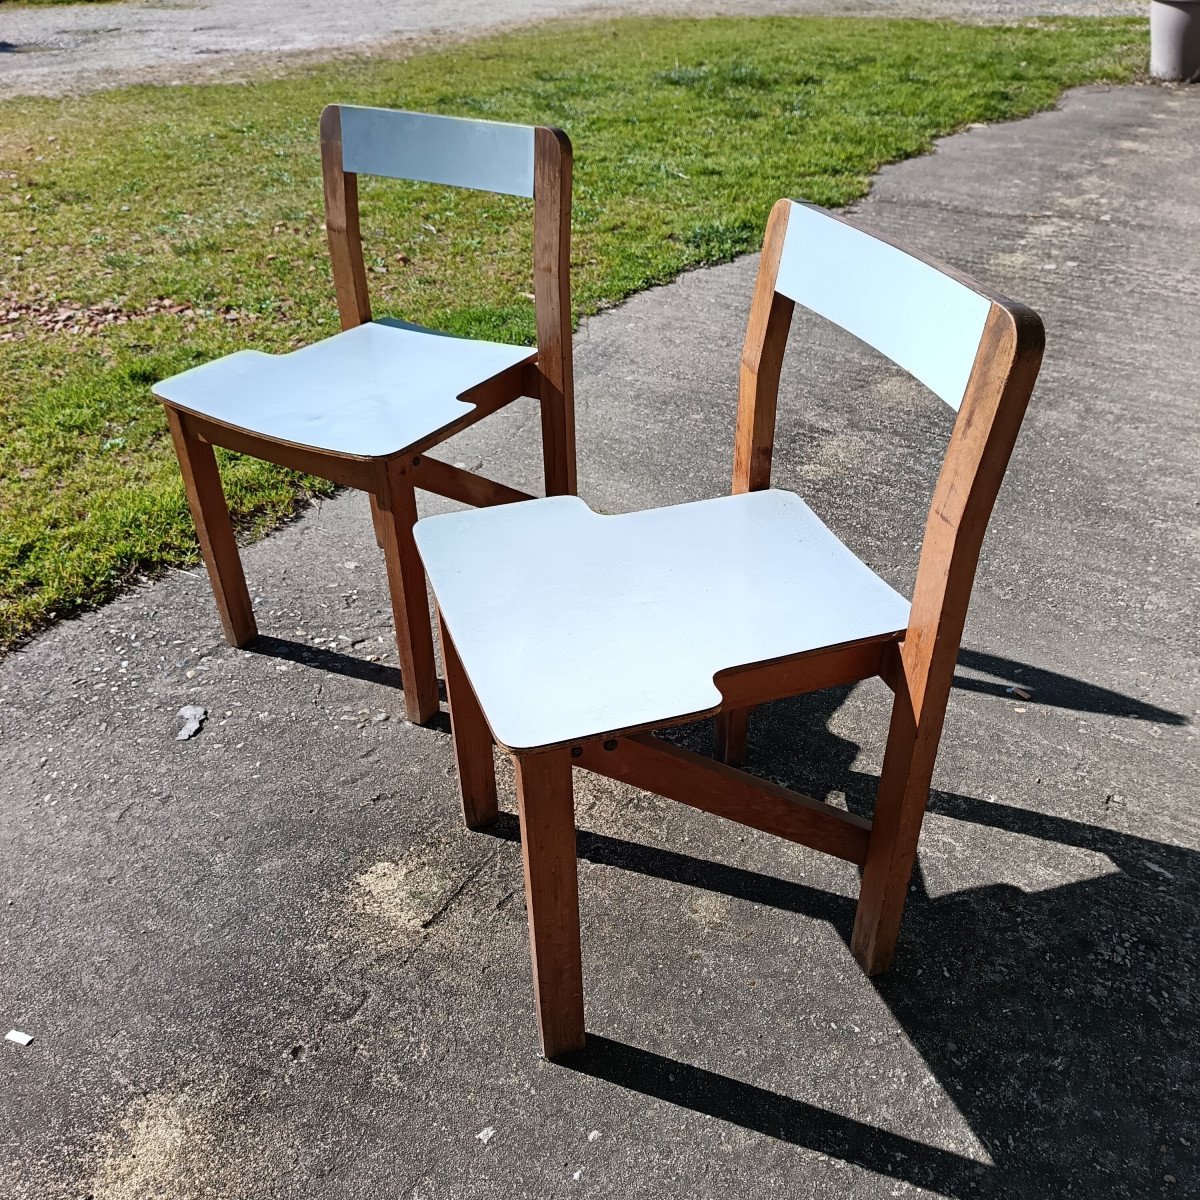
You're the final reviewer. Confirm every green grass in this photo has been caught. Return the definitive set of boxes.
[0,16,1147,648]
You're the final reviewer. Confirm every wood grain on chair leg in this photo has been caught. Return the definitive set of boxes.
[368,494,387,549]
[376,460,440,724]
[165,407,257,647]
[438,612,498,829]
[513,749,585,1058]
[851,306,1043,976]
[533,126,576,498]
[714,707,751,766]
[850,683,937,976]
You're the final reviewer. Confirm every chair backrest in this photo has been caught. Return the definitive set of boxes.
[317,106,573,466]
[733,198,1044,720]
[773,202,992,411]
[337,106,537,198]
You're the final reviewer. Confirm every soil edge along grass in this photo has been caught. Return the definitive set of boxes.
[0,16,1147,648]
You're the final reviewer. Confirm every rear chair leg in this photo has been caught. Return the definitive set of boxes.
[538,379,577,497]
[438,612,498,829]
[850,687,939,975]
[376,461,440,724]
[715,706,752,766]
[513,749,585,1058]
[164,406,257,647]
[368,494,387,549]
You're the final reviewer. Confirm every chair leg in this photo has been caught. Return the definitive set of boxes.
[539,383,577,497]
[164,406,257,647]
[438,612,498,830]
[375,461,440,724]
[714,706,752,766]
[368,494,387,549]
[850,687,940,976]
[513,749,585,1058]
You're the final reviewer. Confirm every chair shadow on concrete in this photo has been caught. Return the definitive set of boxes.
[483,650,1195,1197]
[248,634,408,691]
[247,635,453,734]
[953,647,1187,725]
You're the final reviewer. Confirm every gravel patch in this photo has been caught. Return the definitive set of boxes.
[0,0,1146,99]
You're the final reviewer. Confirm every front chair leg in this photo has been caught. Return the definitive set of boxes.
[850,688,937,976]
[438,612,498,830]
[375,460,440,724]
[513,749,585,1058]
[164,406,257,647]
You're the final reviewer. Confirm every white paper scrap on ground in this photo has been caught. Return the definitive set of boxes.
[175,705,207,740]
[476,1127,495,1145]
[5,1030,33,1046]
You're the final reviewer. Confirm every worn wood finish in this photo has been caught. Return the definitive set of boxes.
[733,199,795,495]
[438,612,499,829]
[715,638,894,709]
[165,407,257,647]
[377,459,440,724]
[411,455,535,508]
[533,126,576,498]
[177,409,383,492]
[577,734,872,865]
[714,707,751,765]
[368,494,387,549]
[734,204,1044,973]
[851,300,1044,974]
[320,105,372,330]
[513,749,586,1058]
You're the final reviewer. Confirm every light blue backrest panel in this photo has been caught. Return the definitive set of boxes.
[338,106,536,198]
[774,201,992,410]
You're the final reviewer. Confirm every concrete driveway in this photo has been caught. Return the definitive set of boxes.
[1,81,1198,1199]
[1,0,1145,97]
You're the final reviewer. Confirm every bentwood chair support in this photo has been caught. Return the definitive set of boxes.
[415,198,1044,1058]
[154,106,574,723]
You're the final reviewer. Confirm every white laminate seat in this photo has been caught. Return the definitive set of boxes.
[153,320,535,459]
[415,490,910,751]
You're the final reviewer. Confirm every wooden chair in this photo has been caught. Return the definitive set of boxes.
[414,199,1044,1057]
[153,106,574,724]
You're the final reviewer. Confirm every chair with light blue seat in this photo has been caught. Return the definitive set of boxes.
[414,198,1045,1057]
[154,105,574,724]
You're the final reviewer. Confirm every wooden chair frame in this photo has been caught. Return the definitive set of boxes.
[160,105,574,724]
[434,198,1044,1058]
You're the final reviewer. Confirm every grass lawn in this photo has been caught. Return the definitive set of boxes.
[0,16,1147,649]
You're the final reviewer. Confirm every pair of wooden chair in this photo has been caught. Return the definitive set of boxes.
[156,108,1043,1061]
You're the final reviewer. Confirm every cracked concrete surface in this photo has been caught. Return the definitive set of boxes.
[2,82,1199,1198]
[0,0,1146,98]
